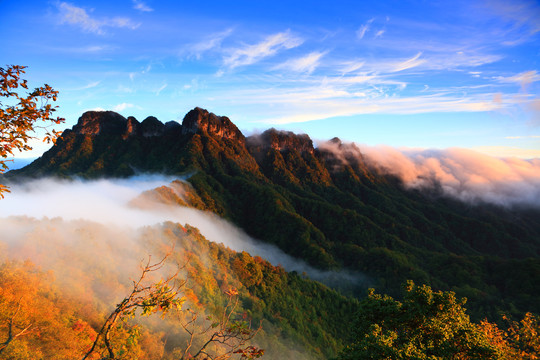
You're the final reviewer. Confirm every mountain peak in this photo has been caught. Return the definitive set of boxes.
[181,107,245,142]
[246,128,315,154]
[72,111,128,136]
[140,116,165,137]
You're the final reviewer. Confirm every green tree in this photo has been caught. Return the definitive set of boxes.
[0,65,64,197]
[336,281,503,360]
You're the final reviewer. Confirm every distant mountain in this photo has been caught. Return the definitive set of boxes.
[4,157,36,170]
[8,107,540,320]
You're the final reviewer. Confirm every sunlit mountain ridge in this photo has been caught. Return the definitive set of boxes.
[6,107,540,323]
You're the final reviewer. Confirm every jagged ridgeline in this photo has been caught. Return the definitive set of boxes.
[9,107,540,320]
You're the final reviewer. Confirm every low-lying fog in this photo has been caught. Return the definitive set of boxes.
[0,176,367,289]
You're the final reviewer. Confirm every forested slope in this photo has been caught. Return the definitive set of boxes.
[0,217,357,359]
[7,107,540,320]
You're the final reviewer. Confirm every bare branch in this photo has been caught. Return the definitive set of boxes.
[82,251,185,360]
[178,288,264,360]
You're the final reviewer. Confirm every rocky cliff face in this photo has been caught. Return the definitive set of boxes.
[140,116,165,137]
[246,128,315,155]
[72,112,174,139]
[124,116,141,138]
[181,107,245,142]
[71,108,245,143]
[72,111,128,136]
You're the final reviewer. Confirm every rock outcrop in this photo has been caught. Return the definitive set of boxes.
[181,107,245,142]
[124,116,141,138]
[72,111,128,136]
[140,116,165,137]
[246,128,315,155]
[71,108,245,142]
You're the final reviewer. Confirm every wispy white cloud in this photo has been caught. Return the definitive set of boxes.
[52,45,113,53]
[340,61,365,74]
[329,74,377,85]
[190,28,233,59]
[273,51,327,74]
[504,135,540,139]
[82,81,100,89]
[57,2,140,35]
[116,85,134,93]
[182,78,200,91]
[216,77,502,124]
[391,52,425,72]
[132,0,153,12]
[496,70,540,90]
[223,30,303,69]
[365,50,500,73]
[484,0,540,35]
[374,29,385,38]
[155,84,167,96]
[258,94,501,124]
[356,18,374,39]
[113,103,135,112]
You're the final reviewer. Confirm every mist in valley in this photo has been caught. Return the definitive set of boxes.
[0,176,366,288]
[0,176,321,359]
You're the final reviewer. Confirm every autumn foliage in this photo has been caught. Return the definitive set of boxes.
[0,65,64,196]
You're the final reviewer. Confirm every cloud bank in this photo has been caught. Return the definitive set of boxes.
[357,145,540,207]
[0,176,365,288]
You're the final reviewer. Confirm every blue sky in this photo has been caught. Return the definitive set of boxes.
[1,0,539,158]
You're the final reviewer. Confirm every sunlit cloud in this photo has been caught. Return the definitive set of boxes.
[223,30,303,69]
[353,145,540,207]
[374,29,385,38]
[57,2,140,35]
[132,0,153,12]
[273,51,327,74]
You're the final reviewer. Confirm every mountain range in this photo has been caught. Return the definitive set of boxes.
[6,107,540,322]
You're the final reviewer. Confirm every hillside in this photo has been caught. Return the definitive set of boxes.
[0,216,357,359]
[7,107,540,320]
